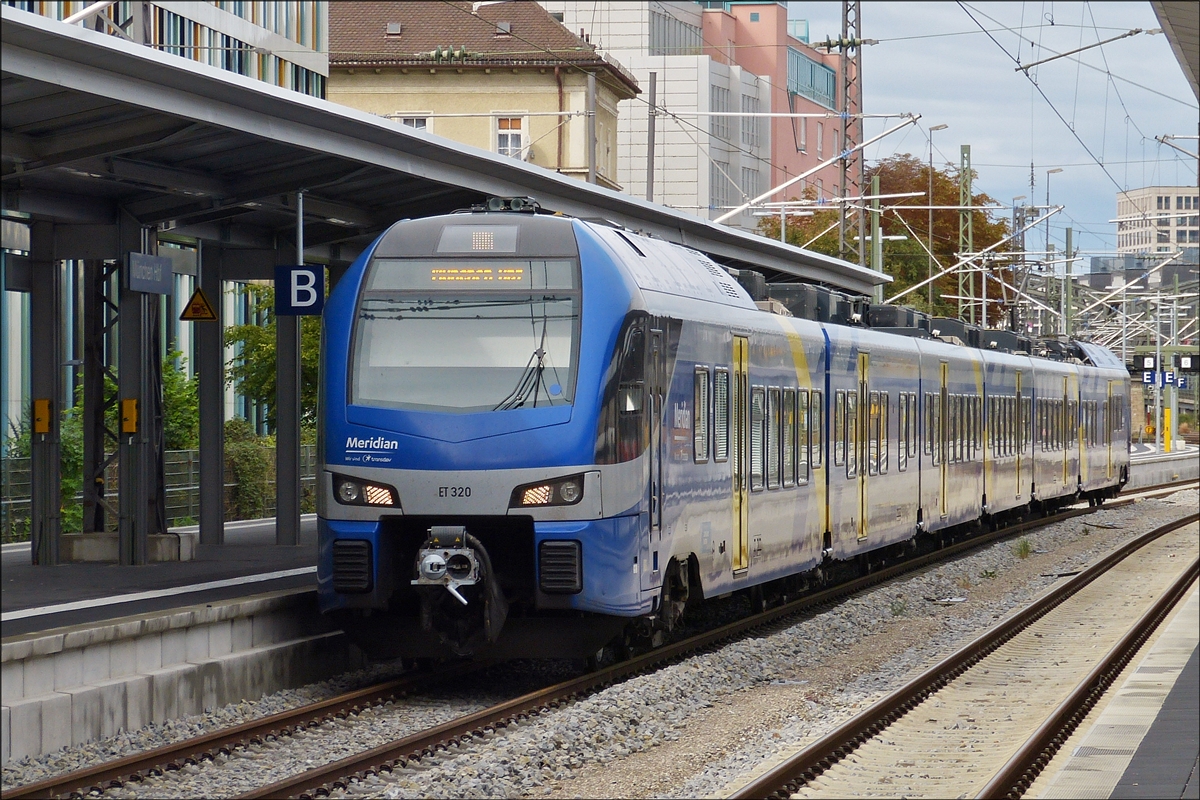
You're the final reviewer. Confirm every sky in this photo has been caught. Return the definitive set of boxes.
[787,1,1198,263]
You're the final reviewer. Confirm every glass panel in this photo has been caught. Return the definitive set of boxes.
[797,390,810,483]
[751,387,766,491]
[881,393,890,473]
[783,389,796,488]
[834,391,846,466]
[812,391,823,468]
[767,388,781,489]
[898,393,908,472]
[846,391,858,477]
[867,391,880,476]
[352,259,579,413]
[713,369,729,461]
[694,368,710,463]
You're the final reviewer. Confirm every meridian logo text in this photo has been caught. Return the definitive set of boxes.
[346,436,399,451]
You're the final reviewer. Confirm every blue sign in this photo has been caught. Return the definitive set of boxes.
[275,265,325,316]
[1179,375,1189,390]
[126,253,173,295]
[1142,371,1154,385]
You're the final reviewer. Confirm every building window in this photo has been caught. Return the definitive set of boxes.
[497,117,522,158]
[750,12,760,22]
[1158,196,1166,209]
[711,161,733,211]
[787,46,836,109]
[799,117,807,152]
[710,85,733,142]
[741,167,760,204]
[1159,230,1170,243]
[649,8,703,56]
[400,117,427,130]
[741,94,760,147]
[1191,229,1199,243]
[1178,230,1188,243]
[816,122,824,159]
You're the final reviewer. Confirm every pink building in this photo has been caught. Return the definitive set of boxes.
[543,1,847,227]
[699,2,844,198]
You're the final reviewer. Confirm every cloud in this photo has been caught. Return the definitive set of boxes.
[787,1,1196,255]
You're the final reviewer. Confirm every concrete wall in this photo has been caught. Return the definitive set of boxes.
[1127,451,1200,489]
[1,588,362,766]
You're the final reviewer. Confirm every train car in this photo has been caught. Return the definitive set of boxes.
[317,205,1130,661]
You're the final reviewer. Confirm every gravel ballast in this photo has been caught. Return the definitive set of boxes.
[4,491,1194,799]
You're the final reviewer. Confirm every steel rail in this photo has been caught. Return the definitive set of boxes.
[237,498,1187,799]
[727,511,1199,800]
[978,555,1199,799]
[4,662,482,800]
[8,479,1192,799]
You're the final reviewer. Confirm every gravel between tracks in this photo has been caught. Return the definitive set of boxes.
[3,492,1194,798]
[346,492,1197,800]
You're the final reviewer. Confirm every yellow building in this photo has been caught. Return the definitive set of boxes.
[329,1,639,191]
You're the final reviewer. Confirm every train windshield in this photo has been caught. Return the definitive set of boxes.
[351,258,580,413]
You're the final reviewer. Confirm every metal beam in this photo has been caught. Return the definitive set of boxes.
[197,240,224,545]
[29,220,61,565]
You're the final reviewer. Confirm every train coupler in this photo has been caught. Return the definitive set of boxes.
[412,526,509,655]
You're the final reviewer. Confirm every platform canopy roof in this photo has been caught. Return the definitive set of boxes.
[1152,1,1199,101]
[1,6,886,295]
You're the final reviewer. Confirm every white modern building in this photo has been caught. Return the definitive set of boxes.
[541,1,841,231]
[1116,185,1200,256]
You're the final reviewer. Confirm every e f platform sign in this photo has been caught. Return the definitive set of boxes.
[275,265,325,316]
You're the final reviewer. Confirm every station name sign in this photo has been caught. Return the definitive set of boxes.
[125,252,174,295]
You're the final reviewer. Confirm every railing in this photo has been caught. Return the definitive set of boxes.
[0,445,318,543]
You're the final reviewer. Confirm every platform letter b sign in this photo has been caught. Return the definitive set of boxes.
[275,265,325,316]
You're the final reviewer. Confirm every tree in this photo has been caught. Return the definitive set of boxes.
[224,284,321,431]
[758,155,1012,320]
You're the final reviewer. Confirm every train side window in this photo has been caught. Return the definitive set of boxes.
[767,387,781,489]
[951,395,961,463]
[880,392,890,474]
[898,393,909,472]
[987,397,994,456]
[797,390,810,484]
[811,391,823,469]
[907,393,918,459]
[834,391,846,466]
[713,369,729,462]
[966,396,974,461]
[867,391,879,476]
[924,393,935,458]
[845,390,858,478]
[693,367,710,464]
[972,396,981,460]
[783,389,796,488]
[750,387,766,491]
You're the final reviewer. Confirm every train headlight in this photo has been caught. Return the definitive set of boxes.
[333,475,398,507]
[510,474,585,507]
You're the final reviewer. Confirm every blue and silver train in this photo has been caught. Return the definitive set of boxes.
[317,205,1131,659]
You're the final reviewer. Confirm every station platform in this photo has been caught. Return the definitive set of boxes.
[1037,584,1200,799]
[1,516,317,638]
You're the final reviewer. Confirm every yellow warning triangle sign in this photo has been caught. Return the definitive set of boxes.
[180,287,218,322]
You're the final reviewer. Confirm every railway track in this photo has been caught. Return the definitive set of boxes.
[727,511,1199,800]
[8,479,1194,800]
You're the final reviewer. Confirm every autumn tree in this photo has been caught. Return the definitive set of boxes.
[758,154,1011,320]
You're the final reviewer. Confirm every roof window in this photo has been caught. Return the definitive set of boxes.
[386,22,402,37]
[496,21,512,36]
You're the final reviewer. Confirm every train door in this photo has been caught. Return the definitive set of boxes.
[648,327,665,554]
[940,362,949,517]
[731,336,750,571]
[857,352,869,540]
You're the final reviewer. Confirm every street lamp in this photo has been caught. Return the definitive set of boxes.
[928,124,949,311]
